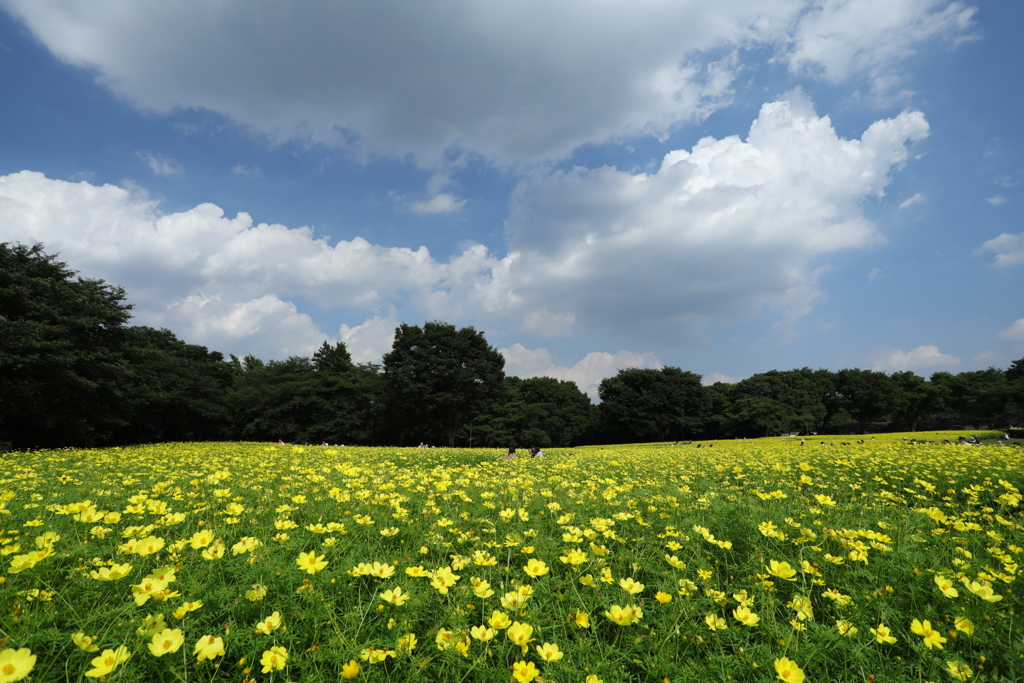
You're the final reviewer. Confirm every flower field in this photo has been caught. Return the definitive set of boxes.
[1,433,1022,682]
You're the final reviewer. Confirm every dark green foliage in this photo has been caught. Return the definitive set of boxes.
[468,376,596,447]
[117,326,235,443]
[382,321,505,446]
[598,367,709,443]
[725,368,831,437]
[4,242,1022,449]
[0,242,134,449]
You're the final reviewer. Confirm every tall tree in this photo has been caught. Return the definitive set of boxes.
[382,322,505,446]
[0,242,133,449]
[598,367,708,443]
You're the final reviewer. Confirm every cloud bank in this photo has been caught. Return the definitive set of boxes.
[1,0,969,164]
[1,96,928,362]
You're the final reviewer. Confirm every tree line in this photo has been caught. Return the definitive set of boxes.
[2,242,1021,451]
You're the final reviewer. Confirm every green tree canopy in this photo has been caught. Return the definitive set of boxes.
[0,242,134,449]
[382,321,505,446]
[598,367,708,443]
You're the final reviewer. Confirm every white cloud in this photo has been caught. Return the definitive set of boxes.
[502,97,929,343]
[0,170,463,357]
[899,192,924,209]
[867,267,882,281]
[784,0,976,84]
[500,343,661,400]
[0,95,930,355]
[138,151,183,177]
[977,232,1024,267]
[703,372,744,385]
[409,193,467,214]
[998,319,1024,342]
[152,293,325,359]
[231,165,262,177]
[987,194,1007,206]
[1,0,970,164]
[338,315,400,364]
[869,345,960,372]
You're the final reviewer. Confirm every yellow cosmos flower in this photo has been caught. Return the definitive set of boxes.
[488,610,512,629]
[870,623,897,644]
[340,659,360,679]
[934,574,959,598]
[380,586,410,606]
[296,550,328,574]
[733,605,760,626]
[523,558,549,577]
[619,577,645,595]
[655,591,673,604]
[910,619,947,649]
[511,660,540,683]
[946,659,973,681]
[136,613,166,638]
[605,604,636,626]
[189,530,214,549]
[245,583,268,601]
[260,646,287,673]
[836,620,857,636]
[134,536,165,556]
[535,642,564,662]
[774,657,805,683]
[85,646,131,678]
[360,647,395,664]
[766,560,798,581]
[370,561,396,579]
[89,563,132,581]
[148,628,184,657]
[705,613,727,631]
[954,616,975,635]
[963,579,1003,602]
[470,625,496,641]
[0,648,36,682]
[572,611,590,628]
[256,611,282,635]
[506,621,534,653]
[201,541,226,560]
[71,632,100,652]
[397,632,418,652]
[194,635,226,662]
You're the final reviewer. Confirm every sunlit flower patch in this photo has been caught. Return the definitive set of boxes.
[0,432,1020,681]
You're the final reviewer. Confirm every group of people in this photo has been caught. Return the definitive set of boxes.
[504,446,545,460]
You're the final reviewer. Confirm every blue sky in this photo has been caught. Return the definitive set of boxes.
[1,0,1021,397]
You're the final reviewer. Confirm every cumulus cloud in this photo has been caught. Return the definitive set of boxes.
[977,232,1024,267]
[338,315,401,364]
[784,0,976,85]
[869,345,960,372]
[500,343,661,400]
[0,170,493,357]
[987,195,1007,206]
[0,94,930,355]
[1,0,970,164]
[998,319,1024,342]
[503,97,929,343]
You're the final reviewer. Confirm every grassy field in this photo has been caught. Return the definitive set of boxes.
[1,432,1021,682]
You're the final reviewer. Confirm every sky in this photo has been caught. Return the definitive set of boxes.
[1,0,1022,399]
